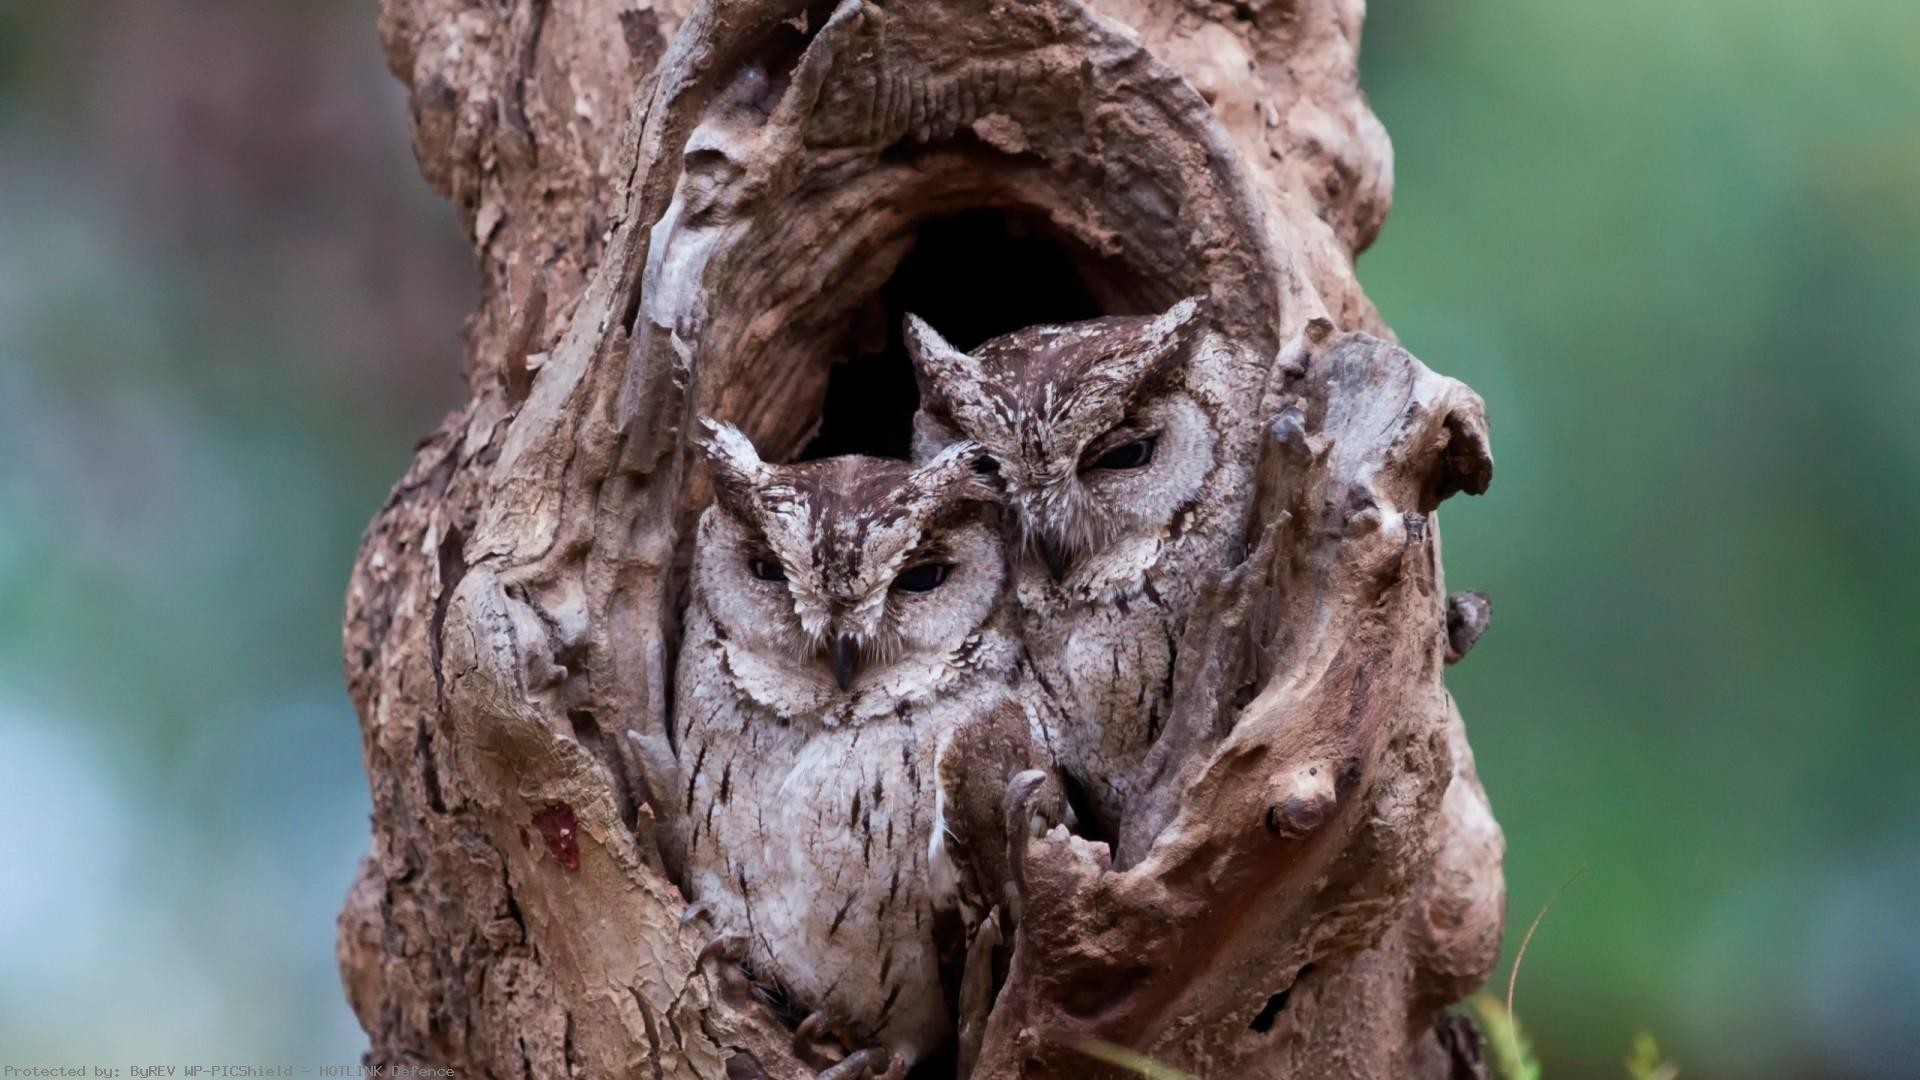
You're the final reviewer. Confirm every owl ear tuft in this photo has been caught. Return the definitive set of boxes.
[1151,295,1208,345]
[1121,295,1209,390]
[1063,297,1208,418]
[903,314,981,420]
[693,416,769,521]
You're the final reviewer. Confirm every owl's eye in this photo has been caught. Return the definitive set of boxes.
[1088,436,1157,471]
[748,558,787,583]
[892,563,953,593]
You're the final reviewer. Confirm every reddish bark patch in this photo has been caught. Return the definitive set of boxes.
[532,803,581,871]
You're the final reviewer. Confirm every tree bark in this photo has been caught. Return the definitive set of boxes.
[340,1,1506,1077]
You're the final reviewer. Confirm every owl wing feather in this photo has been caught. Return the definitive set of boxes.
[928,696,1047,1046]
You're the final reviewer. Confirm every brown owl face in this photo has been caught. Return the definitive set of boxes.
[691,420,1007,706]
[905,298,1216,588]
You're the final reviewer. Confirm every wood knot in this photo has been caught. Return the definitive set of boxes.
[1436,409,1494,502]
[531,802,581,871]
[1265,767,1338,838]
[1265,796,1330,838]
[1268,408,1309,454]
[1445,591,1492,664]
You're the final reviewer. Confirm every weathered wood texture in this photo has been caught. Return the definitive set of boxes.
[340,1,1505,1076]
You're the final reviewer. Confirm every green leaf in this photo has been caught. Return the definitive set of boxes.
[1076,1040,1196,1080]
[1468,994,1543,1080]
[1625,1031,1679,1080]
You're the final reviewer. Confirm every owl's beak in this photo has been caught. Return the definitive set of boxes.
[1039,536,1073,583]
[829,634,860,691]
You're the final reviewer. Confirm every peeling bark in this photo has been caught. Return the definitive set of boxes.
[341,1,1505,1077]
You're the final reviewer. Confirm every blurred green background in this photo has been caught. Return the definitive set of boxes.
[0,0,1914,1076]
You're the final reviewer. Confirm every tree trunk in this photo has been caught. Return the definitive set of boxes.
[339,1,1507,1077]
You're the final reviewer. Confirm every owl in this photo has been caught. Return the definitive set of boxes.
[905,298,1262,842]
[673,419,1038,1072]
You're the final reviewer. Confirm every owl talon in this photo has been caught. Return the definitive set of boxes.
[794,1010,832,1044]
[793,1009,868,1069]
[1005,769,1063,845]
[696,933,749,969]
[792,1010,833,1060]
[815,1048,897,1080]
[1003,769,1067,923]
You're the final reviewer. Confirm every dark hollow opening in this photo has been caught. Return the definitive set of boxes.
[1058,767,1119,853]
[1250,963,1316,1033]
[801,208,1111,461]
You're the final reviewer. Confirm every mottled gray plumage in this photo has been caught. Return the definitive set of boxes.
[673,419,1034,1068]
[906,299,1262,839]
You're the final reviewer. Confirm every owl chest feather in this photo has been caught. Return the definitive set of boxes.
[1017,466,1250,832]
[675,613,973,1060]
[1021,579,1174,831]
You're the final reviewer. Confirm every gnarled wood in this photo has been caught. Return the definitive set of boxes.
[341,1,1505,1076]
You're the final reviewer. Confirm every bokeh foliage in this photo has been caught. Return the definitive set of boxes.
[1,0,1914,1075]
[0,0,470,1063]
[1364,0,1920,1074]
